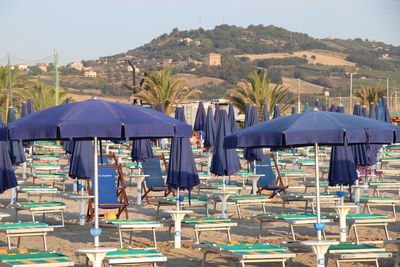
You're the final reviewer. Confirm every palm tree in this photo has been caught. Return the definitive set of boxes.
[134,67,201,115]
[226,70,290,118]
[0,66,29,111]
[354,85,385,106]
[14,81,69,111]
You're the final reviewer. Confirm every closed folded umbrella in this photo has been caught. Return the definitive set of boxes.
[321,104,327,111]
[69,141,94,179]
[304,103,310,112]
[27,98,35,114]
[381,97,391,123]
[262,104,269,121]
[369,103,376,119]
[291,106,297,115]
[336,103,345,113]
[214,103,221,125]
[7,107,25,165]
[244,106,263,163]
[361,106,368,117]
[244,104,252,128]
[204,106,216,148]
[156,103,163,113]
[273,104,281,119]
[314,99,320,110]
[0,118,17,194]
[228,103,238,133]
[329,104,337,112]
[194,102,206,131]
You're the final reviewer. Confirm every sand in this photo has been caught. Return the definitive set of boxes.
[0,157,398,267]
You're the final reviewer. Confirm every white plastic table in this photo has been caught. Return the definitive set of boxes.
[212,191,231,218]
[301,240,339,267]
[166,210,193,249]
[330,205,356,242]
[352,184,368,213]
[239,174,263,195]
[69,195,94,225]
[129,174,149,205]
[76,247,117,267]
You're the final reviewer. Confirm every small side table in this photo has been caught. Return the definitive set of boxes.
[330,205,356,242]
[69,195,94,225]
[166,210,193,249]
[213,191,231,218]
[240,174,262,195]
[129,174,149,205]
[301,240,339,267]
[76,247,117,267]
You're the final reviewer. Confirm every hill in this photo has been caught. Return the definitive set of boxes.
[35,24,400,104]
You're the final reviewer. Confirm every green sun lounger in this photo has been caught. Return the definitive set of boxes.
[360,196,399,218]
[326,242,392,266]
[224,195,271,219]
[156,197,212,216]
[252,213,332,241]
[193,241,295,267]
[0,248,73,266]
[14,202,66,228]
[103,248,167,266]
[101,219,162,248]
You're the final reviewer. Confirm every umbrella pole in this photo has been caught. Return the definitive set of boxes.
[314,143,322,241]
[176,188,180,211]
[93,137,100,247]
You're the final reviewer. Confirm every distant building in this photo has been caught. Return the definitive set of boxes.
[67,61,84,71]
[84,70,97,77]
[16,64,28,71]
[162,58,172,65]
[36,63,47,72]
[206,53,221,66]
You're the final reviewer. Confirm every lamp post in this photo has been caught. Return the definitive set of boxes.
[297,78,301,112]
[349,73,353,113]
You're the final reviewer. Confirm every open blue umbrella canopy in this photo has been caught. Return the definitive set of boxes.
[204,106,216,148]
[211,110,241,176]
[194,102,206,131]
[27,98,35,114]
[262,104,269,121]
[273,104,281,119]
[353,103,362,116]
[314,99,320,110]
[131,139,154,163]
[381,97,391,123]
[328,143,358,186]
[166,106,199,190]
[214,103,221,125]
[224,111,400,149]
[321,104,327,111]
[0,119,17,193]
[244,104,252,128]
[304,103,310,112]
[244,106,263,162]
[0,99,191,141]
[369,103,376,119]
[336,103,345,113]
[7,107,26,165]
[69,141,94,179]
[291,106,297,115]
[329,104,337,112]
[228,103,238,134]
[156,103,163,113]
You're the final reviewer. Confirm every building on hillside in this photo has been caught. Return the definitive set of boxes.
[36,63,47,72]
[67,61,84,71]
[162,58,173,65]
[83,70,97,77]
[205,53,221,66]
[16,64,28,71]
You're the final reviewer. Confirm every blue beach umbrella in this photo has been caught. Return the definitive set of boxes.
[175,107,186,123]
[273,104,281,119]
[27,98,35,114]
[20,103,28,118]
[204,106,216,148]
[228,103,238,134]
[329,104,337,112]
[314,99,320,110]
[69,141,94,179]
[336,103,345,113]
[375,102,381,121]
[361,106,368,118]
[214,103,221,125]
[328,143,358,186]
[63,139,74,154]
[7,107,26,165]
[156,103,163,113]
[304,103,310,112]
[0,99,192,247]
[353,103,362,116]
[194,102,206,131]
[224,111,400,242]
[262,104,269,121]
[369,103,376,119]
[0,118,17,194]
[149,103,155,110]
[244,104,252,128]
[378,99,384,121]
[65,97,71,104]
[381,97,391,123]
[291,106,297,115]
[211,110,241,176]
[321,104,327,111]
[244,107,263,163]
[131,139,154,163]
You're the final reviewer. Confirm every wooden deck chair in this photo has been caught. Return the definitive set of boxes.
[256,153,288,198]
[86,165,129,222]
[141,157,173,203]
[98,154,118,165]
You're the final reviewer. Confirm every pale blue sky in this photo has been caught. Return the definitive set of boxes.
[0,0,399,65]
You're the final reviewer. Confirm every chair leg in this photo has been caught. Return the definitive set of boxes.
[227,229,231,241]
[201,251,207,267]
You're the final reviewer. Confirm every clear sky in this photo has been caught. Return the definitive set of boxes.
[0,0,399,65]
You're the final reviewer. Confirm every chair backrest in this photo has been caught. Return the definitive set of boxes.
[256,155,277,188]
[142,157,166,188]
[98,156,109,165]
[92,166,118,205]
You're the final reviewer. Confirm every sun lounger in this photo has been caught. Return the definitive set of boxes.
[360,196,399,218]
[252,213,332,241]
[326,242,392,267]
[17,186,58,202]
[155,196,212,216]
[13,202,66,228]
[0,248,73,266]
[103,248,167,267]
[199,183,243,193]
[328,213,395,244]
[225,195,271,219]
[32,173,67,191]
[101,219,162,249]
[167,216,237,243]
[0,213,10,221]
[383,238,400,267]
[369,181,400,198]
[32,156,60,164]
[279,193,340,213]
[193,241,295,267]
[0,222,53,250]
[30,164,60,173]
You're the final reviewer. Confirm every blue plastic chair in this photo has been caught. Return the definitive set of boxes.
[141,157,172,203]
[256,154,288,198]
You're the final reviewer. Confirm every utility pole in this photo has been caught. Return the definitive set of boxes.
[7,53,12,109]
[54,48,60,105]
[349,73,353,112]
[386,78,389,107]
[297,78,301,112]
